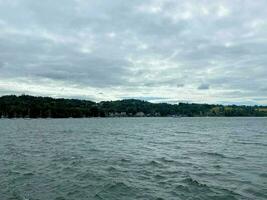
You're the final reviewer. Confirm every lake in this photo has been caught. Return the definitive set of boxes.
[0,117,266,200]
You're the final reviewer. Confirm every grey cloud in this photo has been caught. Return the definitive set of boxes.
[176,83,185,88]
[198,83,210,90]
[0,0,266,104]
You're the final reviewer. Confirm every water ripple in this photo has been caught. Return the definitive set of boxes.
[0,117,266,200]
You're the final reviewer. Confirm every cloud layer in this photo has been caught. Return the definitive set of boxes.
[0,0,266,104]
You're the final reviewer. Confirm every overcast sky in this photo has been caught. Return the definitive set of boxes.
[0,0,266,105]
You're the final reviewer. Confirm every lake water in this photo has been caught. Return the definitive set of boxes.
[0,118,266,200]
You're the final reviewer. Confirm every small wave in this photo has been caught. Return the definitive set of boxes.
[158,157,175,163]
[213,164,222,169]
[259,173,267,178]
[75,168,105,182]
[201,152,245,161]
[110,131,122,136]
[95,193,105,200]
[242,187,267,199]
[155,197,165,200]
[23,172,34,176]
[61,166,76,174]
[54,197,66,200]
[146,160,164,167]
[107,166,118,171]
[175,131,196,134]
[234,141,267,147]
[201,152,227,159]
[182,176,208,187]
[179,176,244,200]
[120,158,130,163]
[232,156,246,160]
[175,184,190,192]
[108,182,131,190]
[11,192,30,200]
[94,181,134,198]
[70,160,81,166]
[88,148,101,152]
[175,140,207,144]
[67,189,80,197]
[154,174,165,180]
[8,170,21,175]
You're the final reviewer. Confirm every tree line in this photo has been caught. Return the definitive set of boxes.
[0,95,266,118]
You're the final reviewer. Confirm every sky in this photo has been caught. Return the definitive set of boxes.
[0,0,266,105]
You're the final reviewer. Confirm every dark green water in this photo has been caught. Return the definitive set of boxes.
[0,118,266,200]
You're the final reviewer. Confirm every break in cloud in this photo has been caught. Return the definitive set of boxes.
[0,0,266,105]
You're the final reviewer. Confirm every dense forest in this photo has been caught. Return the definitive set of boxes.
[0,95,267,118]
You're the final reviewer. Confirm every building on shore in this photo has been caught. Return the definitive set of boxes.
[135,112,145,117]
[108,112,127,117]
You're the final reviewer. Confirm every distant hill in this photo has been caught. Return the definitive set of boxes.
[0,95,266,118]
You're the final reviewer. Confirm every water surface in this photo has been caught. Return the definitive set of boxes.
[0,117,267,200]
